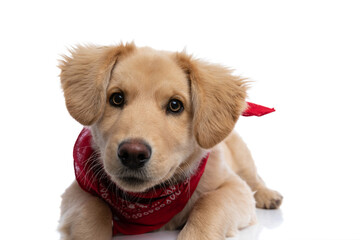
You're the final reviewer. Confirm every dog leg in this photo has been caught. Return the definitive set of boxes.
[177,176,256,240]
[58,181,112,240]
[225,131,283,209]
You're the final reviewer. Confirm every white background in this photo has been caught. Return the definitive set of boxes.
[1,1,360,239]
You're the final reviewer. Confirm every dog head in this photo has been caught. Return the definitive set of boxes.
[59,43,247,192]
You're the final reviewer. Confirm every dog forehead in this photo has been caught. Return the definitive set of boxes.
[110,48,188,91]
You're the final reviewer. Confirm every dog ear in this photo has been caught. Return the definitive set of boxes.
[175,52,248,149]
[59,43,135,125]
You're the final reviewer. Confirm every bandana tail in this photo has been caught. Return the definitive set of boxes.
[242,102,275,117]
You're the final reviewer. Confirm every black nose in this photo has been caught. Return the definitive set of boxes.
[117,139,151,169]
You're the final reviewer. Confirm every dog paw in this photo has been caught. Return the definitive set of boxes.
[254,187,283,209]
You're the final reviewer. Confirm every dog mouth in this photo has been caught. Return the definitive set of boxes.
[114,169,171,192]
[109,162,178,192]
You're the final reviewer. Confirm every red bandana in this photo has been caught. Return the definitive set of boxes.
[74,128,209,235]
[73,102,273,236]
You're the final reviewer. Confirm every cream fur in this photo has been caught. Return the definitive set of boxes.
[58,43,282,240]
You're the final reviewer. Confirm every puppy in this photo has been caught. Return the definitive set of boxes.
[58,43,282,240]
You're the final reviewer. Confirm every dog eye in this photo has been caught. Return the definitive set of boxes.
[167,99,184,114]
[109,92,125,107]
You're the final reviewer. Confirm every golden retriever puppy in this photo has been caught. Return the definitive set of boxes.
[58,43,282,240]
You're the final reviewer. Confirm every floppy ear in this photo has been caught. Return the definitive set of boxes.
[175,53,248,149]
[59,43,135,125]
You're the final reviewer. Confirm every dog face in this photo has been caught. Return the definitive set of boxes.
[60,43,247,192]
[93,48,196,192]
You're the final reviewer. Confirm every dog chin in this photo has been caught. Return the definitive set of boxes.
[113,176,157,193]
